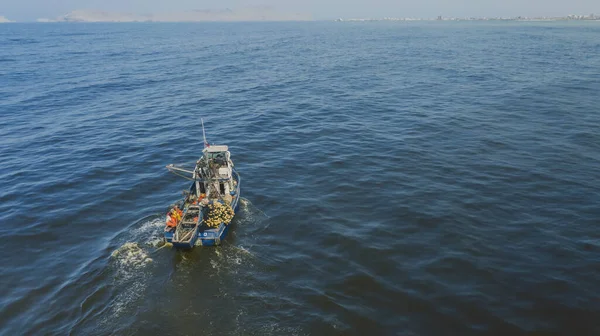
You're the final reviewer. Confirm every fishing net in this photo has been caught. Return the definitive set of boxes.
[205,202,235,228]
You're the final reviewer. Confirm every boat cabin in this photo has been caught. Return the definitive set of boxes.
[191,145,235,202]
[204,145,232,178]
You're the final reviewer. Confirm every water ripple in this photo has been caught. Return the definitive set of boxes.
[1,21,599,336]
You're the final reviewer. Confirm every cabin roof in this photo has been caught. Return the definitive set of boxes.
[204,145,228,153]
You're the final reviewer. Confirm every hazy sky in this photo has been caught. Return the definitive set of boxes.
[2,0,600,21]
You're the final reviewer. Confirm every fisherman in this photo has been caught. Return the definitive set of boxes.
[173,206,183,221]
[166,211,176,227]
[171,209,178,221]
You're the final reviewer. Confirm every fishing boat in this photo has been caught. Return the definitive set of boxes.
[164,121,241,248]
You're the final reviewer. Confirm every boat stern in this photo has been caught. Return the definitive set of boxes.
[164,228,174,243]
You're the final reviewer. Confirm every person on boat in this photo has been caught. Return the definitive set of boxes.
[172,207,182,222]
[166,211,176,228]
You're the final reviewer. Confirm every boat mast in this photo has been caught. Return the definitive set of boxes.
[202,118,208,148]
[197,118,209,197]
[201,119,223,201]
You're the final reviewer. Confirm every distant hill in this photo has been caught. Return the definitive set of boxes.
[0,15,14,23]
[37,8,312,22]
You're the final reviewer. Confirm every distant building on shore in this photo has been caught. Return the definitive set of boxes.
[333,13,600,22]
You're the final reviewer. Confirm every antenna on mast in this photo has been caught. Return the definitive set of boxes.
[201,118,209,148]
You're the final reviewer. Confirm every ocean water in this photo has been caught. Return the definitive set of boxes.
[1,21,599,335]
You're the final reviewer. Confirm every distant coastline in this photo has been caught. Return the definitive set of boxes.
[4,10,600,23]
[0,15,14,23]
[335,14,600,22]
[36,8,312,23]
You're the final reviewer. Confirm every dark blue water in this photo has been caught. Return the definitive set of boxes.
[1,21,600,335]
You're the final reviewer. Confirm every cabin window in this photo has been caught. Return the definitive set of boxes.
[219,182,225,195]
[200,183,206,194]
